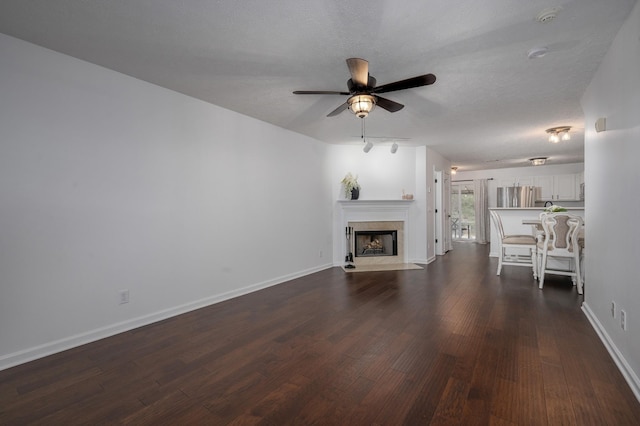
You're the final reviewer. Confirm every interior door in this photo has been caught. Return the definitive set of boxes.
[434,170,443,255]
[443,172,452,252]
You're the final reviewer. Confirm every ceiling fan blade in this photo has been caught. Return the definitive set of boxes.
[327,101,349,117]
[293,90,350,95]
[374,96,404,113]
[346,58,369,87]
[372,73,436,94]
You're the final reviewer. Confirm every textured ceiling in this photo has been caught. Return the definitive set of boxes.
[0,0,635,171]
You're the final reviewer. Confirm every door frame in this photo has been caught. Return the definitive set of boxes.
[435,169,452,255]
[443,171,452,252]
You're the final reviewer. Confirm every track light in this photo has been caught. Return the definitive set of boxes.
[363,140,373,153]
[451,167,458,175]
[390,142,398,154]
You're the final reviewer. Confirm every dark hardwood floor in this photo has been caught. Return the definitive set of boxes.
[2,242,640,425]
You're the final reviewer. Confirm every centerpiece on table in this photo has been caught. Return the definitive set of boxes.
[341,173,360,200]
[544,204,567,212]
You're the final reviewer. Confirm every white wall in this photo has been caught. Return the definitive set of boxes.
[329,144,418,201]
[328,144,431,264]
[413,146,429,262]
[0,34,334,369]
[580,1,640,400]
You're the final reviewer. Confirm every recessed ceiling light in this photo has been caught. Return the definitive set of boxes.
[528,47,548,59]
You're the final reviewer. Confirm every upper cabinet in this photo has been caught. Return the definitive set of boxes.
[497,176,536,187]
[535,174,578,201]
[496,172,584,201]
[576,172,585,200]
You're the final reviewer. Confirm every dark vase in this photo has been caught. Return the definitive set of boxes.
[350,188,360,200]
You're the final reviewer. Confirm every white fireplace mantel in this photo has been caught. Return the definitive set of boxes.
[338,199,413,220]
[335,200,414,265]
[337,199,414,206]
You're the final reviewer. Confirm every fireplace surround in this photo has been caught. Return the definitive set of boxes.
[337,200,413,267]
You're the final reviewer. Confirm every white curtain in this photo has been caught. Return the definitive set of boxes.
[474,179,489,244]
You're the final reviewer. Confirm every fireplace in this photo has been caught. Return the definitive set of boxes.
[355,230,398,257]
[337,201,412,266]
[346,220,404,266]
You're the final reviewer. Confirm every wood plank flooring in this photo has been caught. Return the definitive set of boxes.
[2,242,640,425]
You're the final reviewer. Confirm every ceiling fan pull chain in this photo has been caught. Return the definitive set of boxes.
[361,117,373,153]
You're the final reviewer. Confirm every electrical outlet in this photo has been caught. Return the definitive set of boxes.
[119,289,130,305]
[612,301,616,318]
[621,309,627,331]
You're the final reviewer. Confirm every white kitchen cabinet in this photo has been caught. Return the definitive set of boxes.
[535,175,554,200]
[497,176,535,187]
[535,174,577,200]
[576,172,585,200]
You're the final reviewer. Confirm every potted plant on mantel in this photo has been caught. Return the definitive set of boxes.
[341,173,360,200]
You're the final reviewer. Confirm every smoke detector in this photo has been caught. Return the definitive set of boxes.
[536,7,560,23]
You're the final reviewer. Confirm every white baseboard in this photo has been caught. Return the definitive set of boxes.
[408,256,431,265]
[582,302,640,402]
[0,263,334,371]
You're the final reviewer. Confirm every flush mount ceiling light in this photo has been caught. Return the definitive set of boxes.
[529,157,548,166]
[546,126,571,143]
[451,166,458,175]
[348,94,376,118]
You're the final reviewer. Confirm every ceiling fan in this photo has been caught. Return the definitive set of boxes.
[293,58,436,118]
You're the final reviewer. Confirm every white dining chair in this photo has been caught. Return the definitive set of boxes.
[537,213,583,294]
[490,210,538,278]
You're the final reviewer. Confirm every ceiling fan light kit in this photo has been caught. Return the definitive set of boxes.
[348,94,376,118]
[546,126,571,143]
